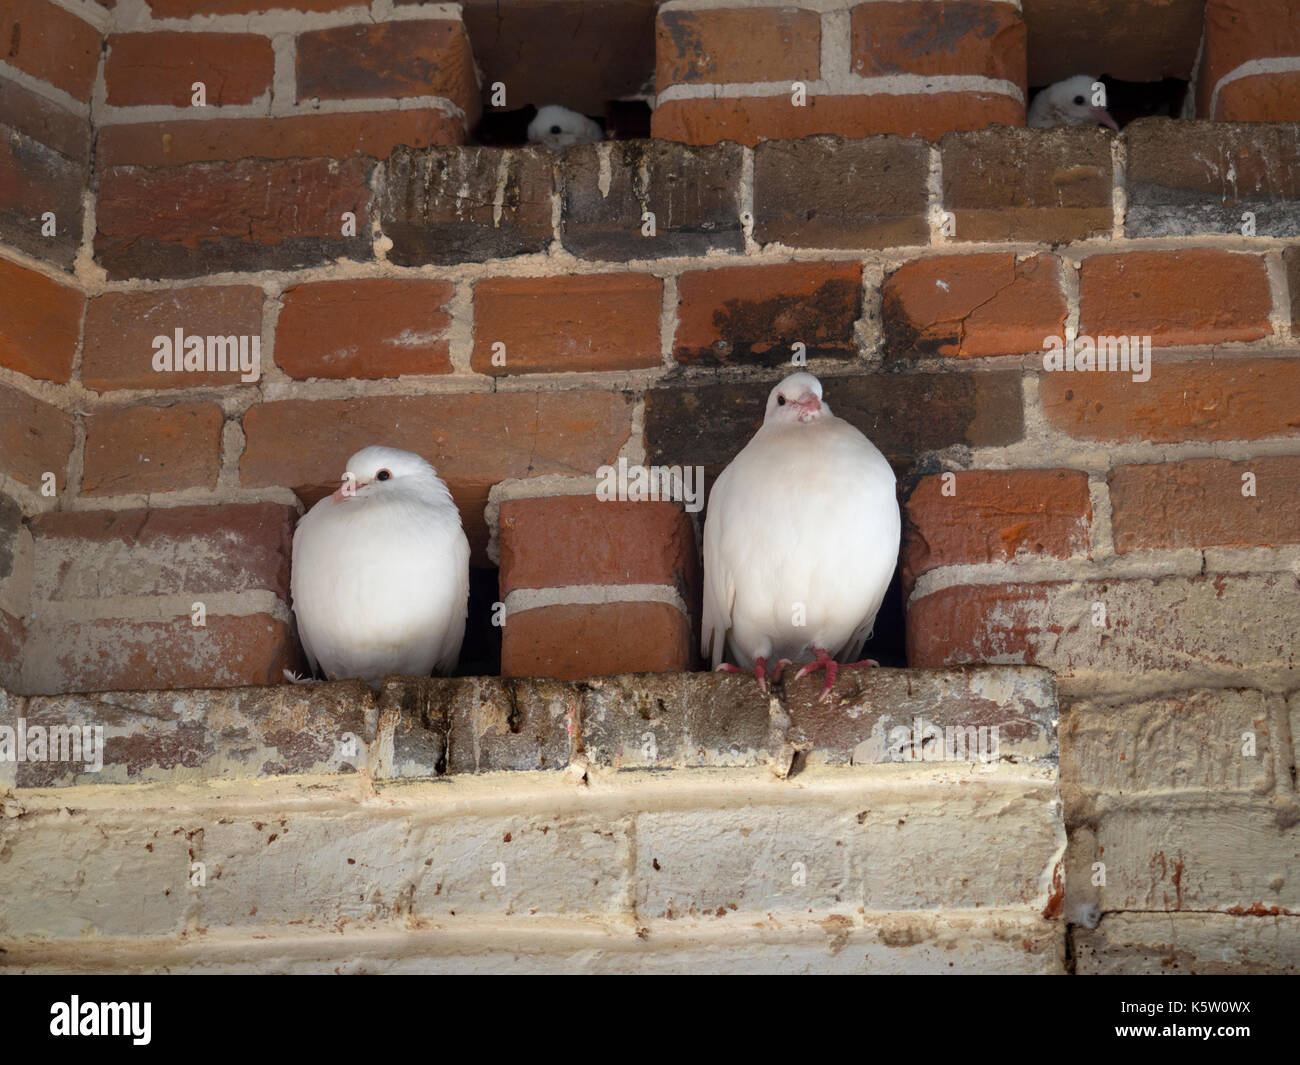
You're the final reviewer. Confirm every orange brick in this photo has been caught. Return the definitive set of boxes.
[1109,456,1300,552]
[1078,251,1273,347]
[0,258,83,383]
[501,602,691,679]
[148,0,356,13]
[82,403,224,496]
[1039,358,1300,443]
[82,286,264,392]
[471,275,663,375]
[276,279,454,380]
[1215,71,1300,121]
[0,0,101,102]
[1198,0,1300,118]
[0,380,74,491]
[105,32,275,108]
[656,7,820,87]
[882,253,1066,359]
[851,1,1026,88]
[653,91,1023,146]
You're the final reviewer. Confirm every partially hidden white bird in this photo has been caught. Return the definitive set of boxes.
[290,445,470,690]
[702,373,900,700]
[527,104,603,149]
[1028,75,1120,129]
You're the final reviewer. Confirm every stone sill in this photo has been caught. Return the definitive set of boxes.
[0,666,1057,789]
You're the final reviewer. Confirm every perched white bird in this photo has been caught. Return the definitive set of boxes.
[702,373,900,699]
[1028,75,1120,129]
[527,104,603,149]
[290,446,470,689]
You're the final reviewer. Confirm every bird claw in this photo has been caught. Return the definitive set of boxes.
[282,669,313,685]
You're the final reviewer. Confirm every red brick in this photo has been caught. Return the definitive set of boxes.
[97,109,464,168]
[148,0,356,13]
[1040,358,1300,443]
[0,111,86,268]
[499,496,697,597]
[105,32,275,108]
[471,275,662,375]
[501,602,691,679]
[883,253,1066,359]
[81,285,263,392]
[1109,457,1300,553]
[29,613,298,693]
[0,73,91,162]
[652,92,1024,146]
[1198,0,1300,119]
[0,0,101,102]
[675,261,862,367]
[0,258,83,383]
[0,381,74,491]
[851,1,1026,88]
[82,403,224,496]
[1078,251,1273,347]
[95,157,373,280]
[1215,72,1300,121]
[296,20,479,119]
[903,469,1091,588]
[240,392,634,562]
[276,279,454,380]
[656,7,820,87]
[29,502,296,600]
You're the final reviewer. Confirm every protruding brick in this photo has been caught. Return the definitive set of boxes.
[942,126,1113,243]
[105,33,275,107]
[81,285,263,392]
[0,381,74,491]
[0,0,101,102]
[0,73,91,163]
[276,279,454,380]
[674,261,862,367]
[82,403,224,496]
[471,274,662,374]
[1216,72,1300,122]
[1198,0,1300,119]
[656,7,821,87]
[0,258,83,383]
[851,1,1026,87]
[883,253,1066,360]
[501,602,691,680]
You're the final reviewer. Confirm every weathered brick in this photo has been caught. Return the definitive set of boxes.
[149,0,358,12]
[1125,120,1300,237]
[562,140,744,259]
[1109,457,1300,552]
[105,32,275,107]
[0,608,22,693]
[1198,0,1300,119]
[98,109,465,168]
[646,371,1024,476]
[499,496,697,599]
[883,253,1066,360]
[656,7,820,87]
[1076,913,1300,975]
[501,602,692,680]
[942,126,1113,242]
[1039,358,1300,443]
[653,92,1024,147]
[81,285,263,392]
[471,274,662,374]
[276,279,454,380]
[0,73,91,162]
[0,121,85,268]
[296,20,479,121]
[0,0,101,102]
[674,261,862,367]
[903,469,1091,588]
[82,403,224,496]
[29,503,295,601]
[753,135,930,249]
[0,381,74,491]
[0,258,83,383]
[1026,0,1203,86]
[95,158,373,280]
[1216,72,1300,122]
[379,145,554,266]
[1288,246,1300,333]
[437,676,575,773]
[851,1,1026,87]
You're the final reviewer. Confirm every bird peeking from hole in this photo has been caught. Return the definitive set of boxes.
[1028,75,1120,130]
[526,104,604,150]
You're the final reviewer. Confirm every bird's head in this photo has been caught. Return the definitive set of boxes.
[329,445,439,502]
[1045,75,1119,130]
[764,372,828,426]
[527,104,601,150]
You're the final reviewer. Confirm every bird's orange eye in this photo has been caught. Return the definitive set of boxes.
[777,395,786,406]
[376,469,392,482]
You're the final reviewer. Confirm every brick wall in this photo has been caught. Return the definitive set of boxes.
[1,0,1299,974]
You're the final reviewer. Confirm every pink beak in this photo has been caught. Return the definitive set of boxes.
[794,395,822,421]
[330,476,362,502]
[1091,106,1120,131]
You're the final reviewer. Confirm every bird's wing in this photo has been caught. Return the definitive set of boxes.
[701,471,737,669]
[434,525,471,676]
[289,514,322,678]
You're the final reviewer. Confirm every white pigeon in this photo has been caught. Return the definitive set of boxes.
[290,445,470,690]
[527,104,603,149]
[1027,75,1120,129]
[702,373,900,699]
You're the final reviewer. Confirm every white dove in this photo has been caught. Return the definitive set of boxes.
[290,445,470,689]
[702,373,900,699]
[527,104,603,149]
[1027,75,1120,129]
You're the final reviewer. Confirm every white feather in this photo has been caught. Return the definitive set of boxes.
[290,445,470,689]
[527,104,603,149]
[702,373,900,670]
[1028,75,1119,129]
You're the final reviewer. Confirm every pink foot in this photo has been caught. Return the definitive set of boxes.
[716,656,788,694]
[794,649,881,701]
